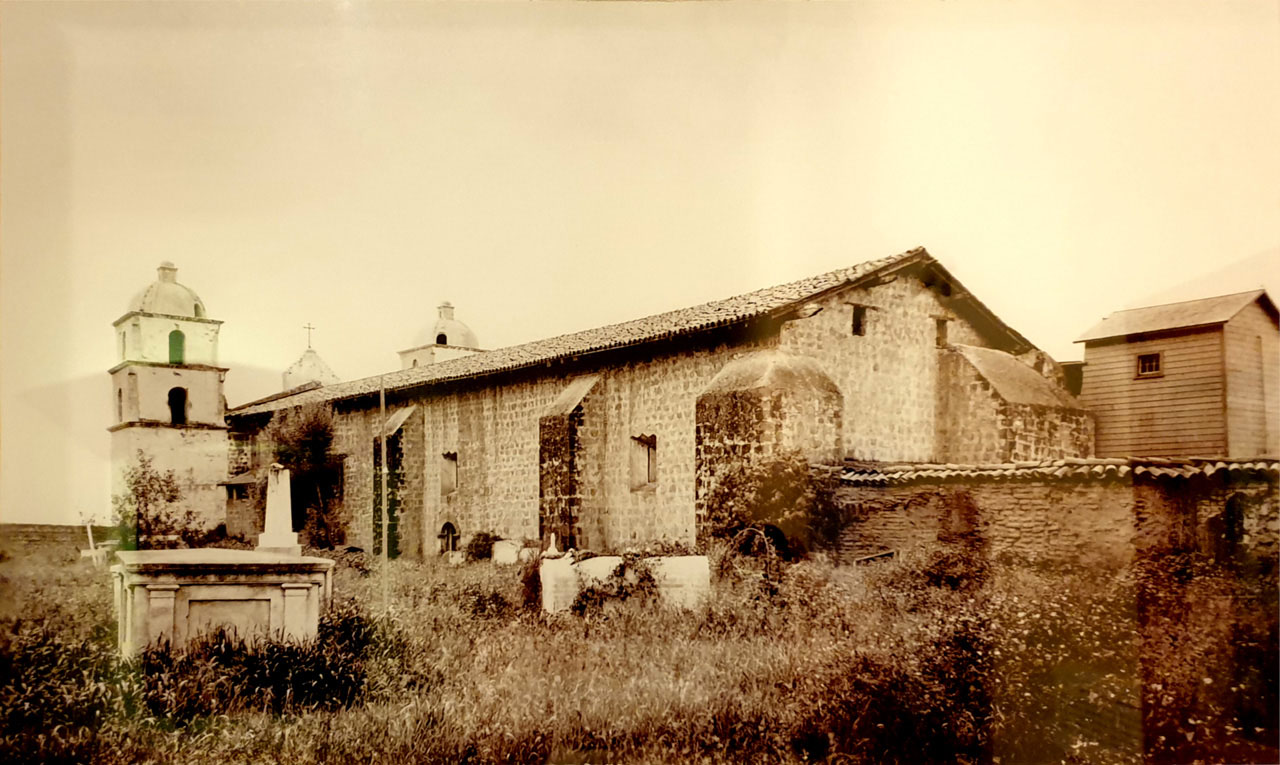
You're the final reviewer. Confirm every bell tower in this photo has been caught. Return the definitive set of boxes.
[108,262,228,530]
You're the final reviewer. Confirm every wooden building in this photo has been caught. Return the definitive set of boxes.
[1076,290,1279,458]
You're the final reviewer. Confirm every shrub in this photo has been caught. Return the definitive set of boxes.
[0,620,121,762]
[264,404,345,547]
[111,450,201,550]
[136,599,375,722]
[700,450,838,558]
[464,531,500,562]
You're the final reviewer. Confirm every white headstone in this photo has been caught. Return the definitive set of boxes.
[575,556,624,587]
[539,555,579,613]
[257,464,301,556]
[648,556,711,610]
[492,539,521,565]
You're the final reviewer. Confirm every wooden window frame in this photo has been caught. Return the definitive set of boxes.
[1135,352,1163,379]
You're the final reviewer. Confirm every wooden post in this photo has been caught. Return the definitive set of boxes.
[380,376,389,614]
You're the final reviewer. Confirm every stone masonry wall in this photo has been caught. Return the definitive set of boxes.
[935,350,1095,464]
[835,474,1278,569]
[253,271,1088,556]
[935,351,1006,463]
[779,274,990,462]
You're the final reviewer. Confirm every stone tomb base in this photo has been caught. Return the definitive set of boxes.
[540,555,710,613]
[112,549,334,656]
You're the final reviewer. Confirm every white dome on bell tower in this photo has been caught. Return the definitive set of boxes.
[398,301,483,370]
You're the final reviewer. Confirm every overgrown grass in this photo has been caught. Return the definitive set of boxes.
[0,533,1274,763]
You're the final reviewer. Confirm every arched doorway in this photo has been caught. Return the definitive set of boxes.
[438,522,460,554]
[168,387,188,425]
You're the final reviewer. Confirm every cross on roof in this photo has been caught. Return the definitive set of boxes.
[303,323,316,349]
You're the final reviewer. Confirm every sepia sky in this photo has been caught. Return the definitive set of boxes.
[2,1,1278,524]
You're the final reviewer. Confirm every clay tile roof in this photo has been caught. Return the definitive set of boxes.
[1076,289,1272,344]
[841,457,1278,485]
[233,246,1029,418]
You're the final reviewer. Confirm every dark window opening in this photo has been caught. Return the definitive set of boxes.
[441,452,458,495]
[168,329,185,364]
[412,359,419,367]
[1136,352,1162,378]
[438,522,460,553]
[1209,495,1246,566]
[630,435,657,490]
[936,318,950,348]
[851,305,867,336]
[436,333,448,345]
[117,389,123,422]
[227,485,249,501]
[167,387,188,425]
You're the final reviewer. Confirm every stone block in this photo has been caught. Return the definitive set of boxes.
[647,556,710,609]
[540,555,578,613]
[112,549,333,656]
[492,539,521,565]
[575,556,624,587]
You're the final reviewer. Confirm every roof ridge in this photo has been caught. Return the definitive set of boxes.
[1107,288,1264,315]
[228,246,972,416]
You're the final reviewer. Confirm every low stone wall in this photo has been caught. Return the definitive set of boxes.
[1,523,117,553]
[835,469,1279,569]
[833,460,1279,763]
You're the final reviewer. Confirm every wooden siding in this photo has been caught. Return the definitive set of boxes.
[1223,300,1280,456]
[1080,328,1225,456]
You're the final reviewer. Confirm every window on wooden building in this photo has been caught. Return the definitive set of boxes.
[630,435,657,490]
[935,318,950,348]
[851,305,867,336]
[441,452,458,495]
[1136,352,1162,378]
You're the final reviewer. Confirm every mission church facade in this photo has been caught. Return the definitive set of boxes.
[112,248,1095,556]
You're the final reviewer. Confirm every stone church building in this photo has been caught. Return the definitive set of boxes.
[221,247,1094,556]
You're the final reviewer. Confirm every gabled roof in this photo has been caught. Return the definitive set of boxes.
[952,345,1079,408]
[229,247,1033,418]
[1076,289,1274,344]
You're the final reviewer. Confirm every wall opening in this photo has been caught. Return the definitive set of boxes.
[851,305,867,337]
[168,387,188,425]
[1209,494,1246,566]
[436,333,448,345]
[169,329,185,364]
[438,522,459,553]
[630,435,658,490]
[441,452,458,495]
[935,318,949,348]
[117,389,124,423]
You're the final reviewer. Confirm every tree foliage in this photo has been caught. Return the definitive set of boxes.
[263,404,345,548]
[110,450,192,550]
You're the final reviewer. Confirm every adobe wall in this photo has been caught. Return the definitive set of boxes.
[835,475,1278,567]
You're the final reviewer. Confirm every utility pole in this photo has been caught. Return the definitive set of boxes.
[379,375,389,614]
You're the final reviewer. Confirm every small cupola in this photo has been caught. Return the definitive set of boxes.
[399,300,482,370]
